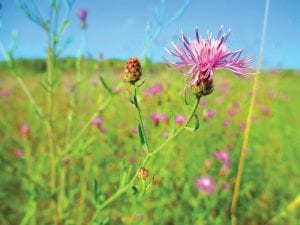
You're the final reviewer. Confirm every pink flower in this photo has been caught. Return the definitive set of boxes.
[165,26,252,88]
[221,181,230,189]
[199,98,206,107]
[203,109,216,121]
[240,121,247,130]
[261,106,270,116]
[204,159,212,171]
[77,9,88,21]
[14,149,24,158]
[91,78,98,86]
[133,127,138,134]
[213,150,230,173]
[175,114,185,126]
[2,89,11,97]
[215,96,223,105]
[195,176,216,194]
[19,123,30,138]
[251,115,258,121]
[227,108,236,117]
[223,120,230,128]
[162,131,169,139]
[143,84,163,97]
[232,102,240,110]
[151,113,168,126]
[92,117,103,127]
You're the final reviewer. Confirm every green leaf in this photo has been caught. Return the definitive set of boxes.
[138,123,147,150]
[184,114,200,132]
[99,75,113,95]
[184,86,189,105]
[168,105,175,136]
[59,19,70,35]
[132,186,139,196]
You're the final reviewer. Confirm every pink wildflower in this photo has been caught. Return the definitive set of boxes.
[199,98,206,106]
[195,176,216,194]
[143,84,163,97]
[213,150,230,173]
[165,26,252,96]
[221,181,230,189]
[151,113,168,126]
[203,109,216,121]
[261,106,270,116]
[19,123,30,138]
[175,114,185,126]
[2,89,11,97]
[14,149,24,158]
[223,120,230,128]
[92,117,103,127]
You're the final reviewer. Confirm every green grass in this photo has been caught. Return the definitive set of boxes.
[0,61,300,225]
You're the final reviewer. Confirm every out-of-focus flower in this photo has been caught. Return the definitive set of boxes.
[14,149,24,158]
[133,127,138,134]
[204,159,212,171]
[199,98,206,106]
[124,57,142,84]
[232,102,240,110]
[261,106,270,116]
[92,117,103,127]
[221,181,230,189]
[91,78,98,86]
[227,108,236,117]
[162,131,169,139]
[223,120,230,128]
[129,156,137,164]
[240,121,247,130]
[203,109,216,121]
[213,150,230,173]
[143,84,163,97]
[151,113,168,126]
[251,115,258,121]
[2,89,11,97]
[195,176,216,194]
[220,81,230,93]
[138,167,149,180]
[215,96,223,105]
[77,9,88,29]
[268,91,275,99]
[165,26,252,97]
[175,114,185,126]
[19,123,30,138]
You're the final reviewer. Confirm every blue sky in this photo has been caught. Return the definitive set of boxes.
[0,0,299,69]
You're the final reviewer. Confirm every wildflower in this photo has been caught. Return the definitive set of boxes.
[215,96,223,105]
[195,176,216,194]
[223,120,230,127]
[91,78,98,86]
[138,167,149,180]
[204,159,212,171]
[221,181,230,189]
[213,150,230,173]
[2,89,11,97]
[232,102,240,110]
[240,121,247,130]
[203,109,216,121]
[175,114,185,126]
[151,113,168,126]
[199,98,206,106]
[162,131,169,139]
[92,117,103,127]
[19,123,30,138]
[124,57,142,84]
[143,84,163,97]
[14,149,24,158]
[261,106,270,116]
[165,26,252,97]
[227,108,236,117]
[77,9,88,29]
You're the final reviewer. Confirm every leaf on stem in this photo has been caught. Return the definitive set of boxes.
[168,105,175,136]
[184,114,200,132]
[99,75,114,95]
[138,123,148,151]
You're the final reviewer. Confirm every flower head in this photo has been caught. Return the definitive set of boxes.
[124,57,142,84]
[202,109,216,121]
[195,176,216,194]
[92,117,103,127]
[19,123,30,138]
[143,84,163,97]
[165,26,252,97]
[77,9,88,28]
[151,113,168,126]
[213,150,230,173]
[175,114,186,126]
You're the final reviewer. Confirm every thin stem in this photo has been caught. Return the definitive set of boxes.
[230,0,270,224]
[133,84,150,153]
[87,94,200,225]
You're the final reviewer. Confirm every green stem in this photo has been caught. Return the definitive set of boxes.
[87,95,200,225]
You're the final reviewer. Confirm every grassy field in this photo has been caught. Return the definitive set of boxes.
[1,60,300,225]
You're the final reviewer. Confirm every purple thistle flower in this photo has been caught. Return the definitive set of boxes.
[165,26,252,96]
[151,113,168,126]
[77,9,88,21]
[195,176,216,194]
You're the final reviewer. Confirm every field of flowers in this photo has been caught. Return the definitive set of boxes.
[1,0,300,225]
[1,58,300,224]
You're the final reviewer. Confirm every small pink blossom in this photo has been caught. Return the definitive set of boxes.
[213,150,230,173]
[133,127,138,134]
[19,123,30,138]
[91,78,98,86]
[77,9,87,21]
[240,121,247,130]
[162,131,169,139]
[261,106,270,116]
[227,108,236,117]
[203,109,216,121]
[2,89,11,97]
[204,159,212,171]
[92,117,103,127]
[143,84,163,97]
[195,176,216,194]
[151,113,168,126]
[223,120,230,128]
[175,114,185,126]
[221,181,230,189]
[199,98,206,107]
[14,149,24,158]
[232,102,240,110]
[215,96,223,105]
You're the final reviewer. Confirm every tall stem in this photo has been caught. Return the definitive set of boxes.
[87,91,200,225]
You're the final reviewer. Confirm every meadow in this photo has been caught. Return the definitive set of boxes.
[1,58,300,225]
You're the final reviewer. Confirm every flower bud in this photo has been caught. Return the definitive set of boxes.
[191,78,214,97]
[138,167,149,180]
[124,57,142,84]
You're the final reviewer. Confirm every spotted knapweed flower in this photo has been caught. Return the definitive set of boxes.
[165,26,252,97]
[77,9,88,29]
[195,176,216,194]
